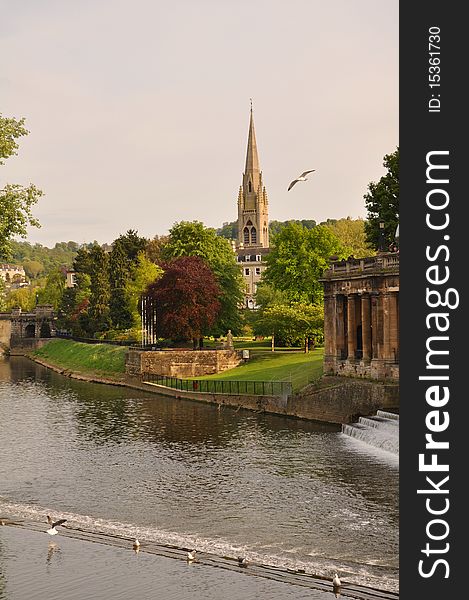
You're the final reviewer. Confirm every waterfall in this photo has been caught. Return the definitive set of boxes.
[342,411,399,455]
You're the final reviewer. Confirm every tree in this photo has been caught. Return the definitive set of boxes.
[108,240,133,330]
[145,256,221,348]
[253,302,324,351]
[125,252,162,329]
[0,114,42,259]
[162,221,244,335]
[263,223,347,303]
[364,148,399,250]
[37,269,65,310]
[322,217,375,258]
[88,246,110,334]
[23,259,45,279]
[113,230,147,265]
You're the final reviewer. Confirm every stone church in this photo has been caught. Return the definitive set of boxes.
[235,107,270,308]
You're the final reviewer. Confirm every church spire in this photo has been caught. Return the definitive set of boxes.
[244,101,260,177]
[237,103,269,249]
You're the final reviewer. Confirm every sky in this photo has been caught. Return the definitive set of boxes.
[1,0,398,248]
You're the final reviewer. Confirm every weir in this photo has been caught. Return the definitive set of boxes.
[342,411,399,455]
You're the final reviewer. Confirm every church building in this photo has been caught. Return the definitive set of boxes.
[235,107,270,308]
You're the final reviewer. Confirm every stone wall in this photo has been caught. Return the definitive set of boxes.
[0,317,12,353]
[125,348,242,378]
[133,375,398,425]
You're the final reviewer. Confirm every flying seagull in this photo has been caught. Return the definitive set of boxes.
[46,515,67,536]
[288,169,315,191]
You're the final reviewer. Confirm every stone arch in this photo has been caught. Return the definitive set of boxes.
[243,227,250,244]
[25,323,36,338]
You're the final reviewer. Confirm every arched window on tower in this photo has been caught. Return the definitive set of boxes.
[251,227,257,244]
[248,181,252,192]
[243,227,250,244]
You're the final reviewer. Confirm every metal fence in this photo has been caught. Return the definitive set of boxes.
[142,373,292,397]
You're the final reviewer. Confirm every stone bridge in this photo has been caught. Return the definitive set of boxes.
[0,305,56,354]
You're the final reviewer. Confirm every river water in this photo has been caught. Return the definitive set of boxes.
[0,357,398,595]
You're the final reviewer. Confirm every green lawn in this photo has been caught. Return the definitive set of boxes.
[32,339,127,378]
[195,348,324,392]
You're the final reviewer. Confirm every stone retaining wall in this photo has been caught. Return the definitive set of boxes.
[125,348,242,378]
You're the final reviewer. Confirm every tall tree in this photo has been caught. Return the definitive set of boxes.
[145,256,221,348]
[108,239,133,330]
[263,223,346,303]
[364,148,399,250]
[37,268,66,310]
[88,246,110,334]
[162,221,244,335]
[0,114,42,259]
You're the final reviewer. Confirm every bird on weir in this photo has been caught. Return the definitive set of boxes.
[287,169,315,191]
[46,515,67,536]
[187,550,197,562]
[133,539,140,552]
[333,572,341,587]
[237,556,248,567]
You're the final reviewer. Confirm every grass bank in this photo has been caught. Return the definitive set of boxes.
[194,349,324,393]
[31,339,127,378]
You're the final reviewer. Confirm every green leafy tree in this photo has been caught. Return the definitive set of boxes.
[162,221,244,335]
[23,259,45,279]
[88,246,110,334]
[364,148,399,250]
[253,302,324,351]
[4,286,37,311]
[37,269,66,310]
[109,240,133,330]
[0,114,42,259]
[145,256,221,348]
[125,253,163,329]
[322,217,375,258]
[263,223,347,303]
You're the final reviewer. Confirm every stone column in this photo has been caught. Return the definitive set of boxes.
[336,295,346,359]
[323,293,336,358]
[382,293,392,360]
[371,294,379,360]
[389,292,399,363]
[361,294,372,360]
[347,294,357,359]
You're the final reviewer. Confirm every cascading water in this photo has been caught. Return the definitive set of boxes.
[342,410,399,455]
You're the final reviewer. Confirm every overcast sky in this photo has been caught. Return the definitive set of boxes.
[1,0,398,247]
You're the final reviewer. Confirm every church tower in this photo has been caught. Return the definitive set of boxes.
[236,105,270,308]
[237,106,269,249]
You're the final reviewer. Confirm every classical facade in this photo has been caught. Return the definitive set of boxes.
[235,107,270,308]
[321,253,399,380]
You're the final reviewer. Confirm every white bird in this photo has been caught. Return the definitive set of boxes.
[332,572,341,587]
[133,539,140,552]
[287,169,315,191]
[237,556,248,567]
[46,515,67,536]
[187,550,197,561]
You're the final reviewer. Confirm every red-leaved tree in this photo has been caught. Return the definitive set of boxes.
[145,256,221,348]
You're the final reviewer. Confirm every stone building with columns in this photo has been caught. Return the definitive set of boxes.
[321,253,399,380]
[235,106,270,308]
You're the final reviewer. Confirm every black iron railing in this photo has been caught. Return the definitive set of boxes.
[142,373,292,397]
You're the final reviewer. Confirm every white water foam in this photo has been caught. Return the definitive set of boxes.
[341,412,399,466]
[0,497,398,592]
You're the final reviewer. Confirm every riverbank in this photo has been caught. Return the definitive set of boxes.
[22,345,398,425]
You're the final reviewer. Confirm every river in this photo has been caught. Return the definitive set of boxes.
[0,357,398,595]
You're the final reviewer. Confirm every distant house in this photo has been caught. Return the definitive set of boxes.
[0,264,27,286]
